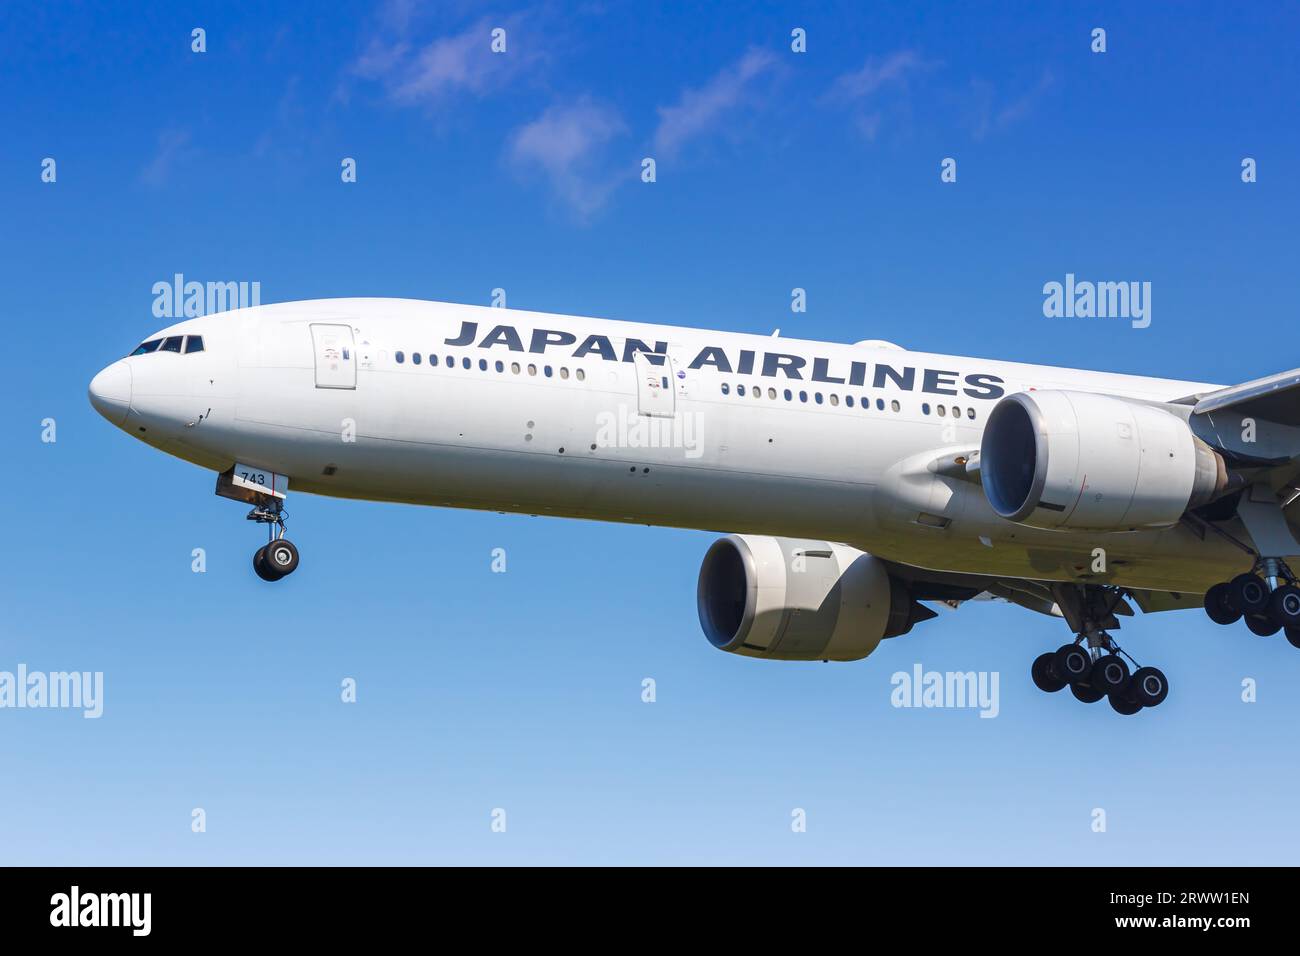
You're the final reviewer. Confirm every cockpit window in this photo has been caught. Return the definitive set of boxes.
[184,335,204,353]
[161,336,184,353]
[130,339,162,355]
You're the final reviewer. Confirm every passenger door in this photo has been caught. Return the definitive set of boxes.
[310,323,356,389]
[633,351,675,418]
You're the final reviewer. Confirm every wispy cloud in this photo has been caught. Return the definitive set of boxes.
[652,48,778,158]
[139,129,194,186]
[822,49,936,141]
[348,14,539,106]
[507,97,630,221]
[829,50,932,101]
[966,70,1054,140]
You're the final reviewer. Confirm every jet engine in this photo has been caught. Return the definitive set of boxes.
[696,534,928,661]
[979,390,1227,531]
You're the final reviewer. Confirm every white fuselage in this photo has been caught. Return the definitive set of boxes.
[89,298,1251,592]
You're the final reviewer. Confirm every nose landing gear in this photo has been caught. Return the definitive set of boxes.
[248,503,299,582]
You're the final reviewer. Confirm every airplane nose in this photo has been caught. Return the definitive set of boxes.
[88,361,132,425]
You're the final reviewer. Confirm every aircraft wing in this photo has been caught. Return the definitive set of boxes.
[883,560,1200,624]
[1184,367,1300,429]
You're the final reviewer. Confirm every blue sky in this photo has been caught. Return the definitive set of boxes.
[2,0,1299,864]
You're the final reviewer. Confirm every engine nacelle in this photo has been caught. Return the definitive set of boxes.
[696,534,923,661]
[980,390,1225,531]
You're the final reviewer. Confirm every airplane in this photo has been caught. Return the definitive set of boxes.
[88,298,1300,716]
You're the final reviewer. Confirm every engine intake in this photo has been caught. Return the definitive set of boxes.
[696,534,925,661]
[980,390,1226,531]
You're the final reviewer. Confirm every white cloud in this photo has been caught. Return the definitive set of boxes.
[507,98,629,220]
[652,48,777,158]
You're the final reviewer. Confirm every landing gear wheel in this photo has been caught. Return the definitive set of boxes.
[253,546,284,582]
[1032,653,1066,693]
[1286,627,1300,650]
[1131,666,1169,707]
[1203,583,1241,626]
[1108,691,1142,716]
[1070,682,1105,704]
[1246,613,1280,637]
[1267,585,1300,630]
[1230,573,1270,616]
[1053,643,1093,685]
[263,538,300,578]
[1091,654,1131,696]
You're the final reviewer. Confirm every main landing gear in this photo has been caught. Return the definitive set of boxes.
[1203,559,1300,648]
[1032,633,1168,716]
[248,502,299,582]
[1031,585,1169,716]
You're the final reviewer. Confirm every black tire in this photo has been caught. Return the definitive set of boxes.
[1267,584,1300,629]
[1246,613,1280,637]
[1108,692,1142,716]
[264,538,300,577]
[1203,583,1241,626]
[1053,643,1092,685]
[1286,626,1300,650]
[1231,573,1270,615]
[1091,654,1130,695]
[1070,682,1105,704]
[1032,652,1066,693]
[1131,666,1169,707]
[253,546,283,582]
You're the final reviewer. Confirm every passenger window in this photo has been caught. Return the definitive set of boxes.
[830,394,839,406]
[784,389,792,401]
[846,396,854,407]
[161,336,184,353]
[496,360,504,372]
[462,357,471,370]
[815,393,823,405]
[413,353,422,365]
[891,400,900,412]
[396,351,405,364]
[528,364,537,376]
[560,367,569,379]
[576,368,585,381]
[511,362,521,374]
[721,383,730,395]
[545,366,554,378]
[446,355,453,367]
[430,354,439,367]
[768,388,776,399]
[967,408,976,420]
[737,384,746,396]
[184,336,205,354]
[480,359,488,371]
